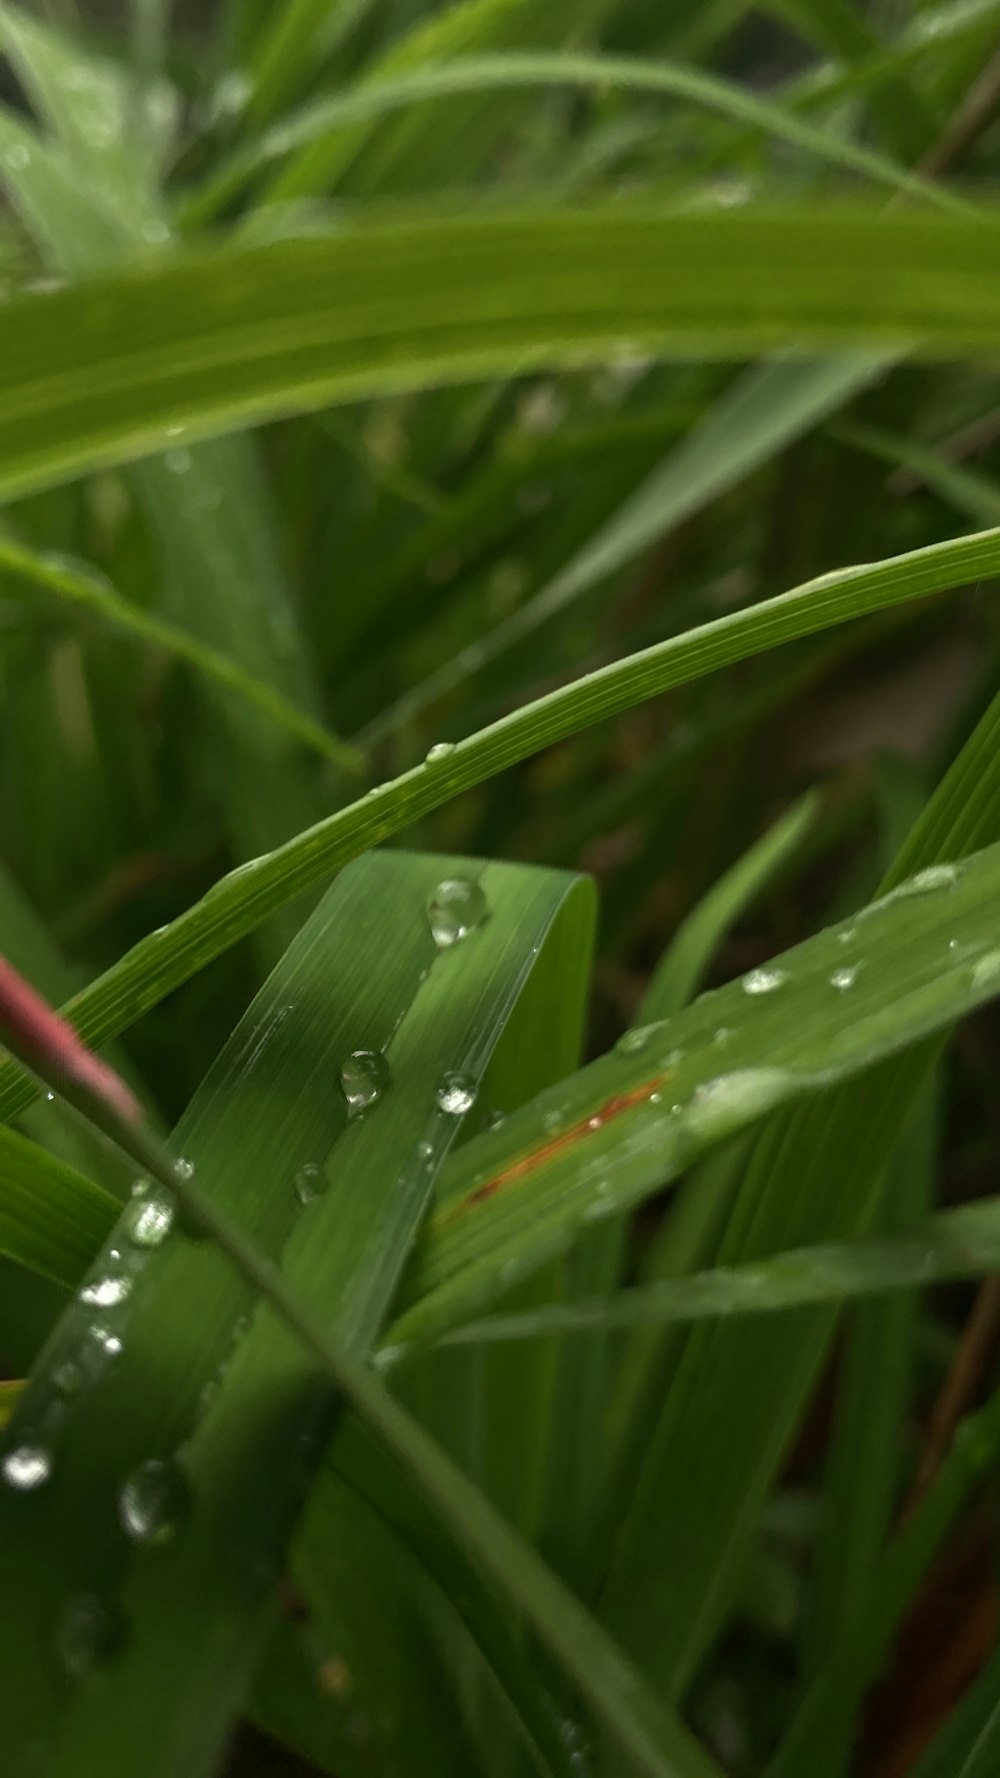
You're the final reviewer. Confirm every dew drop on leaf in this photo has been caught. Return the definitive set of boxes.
[741,966,787,996]
[436,1072,478,1116]
[428,877,487,948]
[425,742,454,764]
[173,1157,195,1182]
[829,966,858,991]
[119,1458,190,1546]
[80,1274,131,1308]
[123,1189,175,1249]
[340,1049,390,1117]
[616,1024,655,1056]
[294,1163,325,1205]
[1,1443,51,1491]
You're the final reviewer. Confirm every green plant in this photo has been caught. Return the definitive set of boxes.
[2,2,1000,1774]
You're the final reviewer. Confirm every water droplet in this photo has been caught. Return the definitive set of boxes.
[713,1026,732,1046]
[141,218,169,246]
[55,1594,123,1679]
[165,448,191,475]
[80,1274,131,1309]
[123,1189,174,1249]
[543,1108,562,1133]
[428,877,487,948]
[838,926,857,945]
[485,1109,506,1131]
[742,966,787,996]
[903,863,959,895]
[971,948,1000,992]
[4,143,30,172]
[830,965,858,991]
[616,1024,656,1056]
[54,1359,84,1395]
[2,1443,51,1491]
[436,1073,477,1116]
[173,1157,195,1182]
[684,1069,790,1141]
[425,742,454,764]
[87,1323,123,1362]
[294,1163,325,1205]
[118,1458,190,1546]
[340,1050,390,1118]
[45,1090,55,1102]
[587,1114,602,1131]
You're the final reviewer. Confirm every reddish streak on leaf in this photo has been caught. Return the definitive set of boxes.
[0,956,142,1125]
[436,1074,669,1225]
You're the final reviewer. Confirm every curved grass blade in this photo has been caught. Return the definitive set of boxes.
[184,51,959,225]
[0,521,995,1128]
[419,1190,1000,1347]
[639,790,820,1021]
[385,845,1000,1351]
[5,210,1000,504]
[0,530,363,772]
[0,1122,114,1286]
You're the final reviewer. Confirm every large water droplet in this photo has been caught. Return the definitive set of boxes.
[425,742,455,765]
[2,1443,51,1491]
[829,965,858,991]
[684,1069,790,1141]
[428,877,487,948]
[55,1593,123,1679]
[436,1073,478,1116]
[742,966,787,996]
[907,862,959,893]
[294,1163,325,1205]
[80,1274,131,1308]
[340,1050,390,1118]
[123,1189,174,1249]
[119,1458,190,1546]
[173,1157,195,1182]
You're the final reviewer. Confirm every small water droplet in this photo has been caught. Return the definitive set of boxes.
[2,1443,51,1491]
[87,1323,123,1362]
[141,218,170,246]
[838,926,857,945]
[428,877,487,948]
[713,1026,732,1046]
[80,1274,131,1308]
[436,1073,477,1116]
[123,1189,174,1249]
[294,1163,325,1205]
[173,1157,195,1182]
[4,142,30,172]
[54,1359,84,1395]
[485,1109,506,1131]
[830,965,858,991]
[118,1458,190,1546]
[616,1024,655,1056]
[742,966,787,996]
[45,1090,55,1102]
[340,1050,390,1118]
[587,1114,602,1131]
[649,1090,663,1105]
[55,1593,123,1679]
[165,448,191,475]
[425,742,454,764]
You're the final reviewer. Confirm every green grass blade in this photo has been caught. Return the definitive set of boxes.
[0,851,596,1776]
[386,843,1000,1350]
[7,211,1000,504]
[420,1188,1000,1346]
[0,521,994,1127]
[0,1123,114,1286]
[186,51,959,225]
[0,529,362,771]
[640,791,820,1020]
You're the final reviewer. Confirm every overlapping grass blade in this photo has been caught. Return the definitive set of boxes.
[386,842,1000,1349]
[0,1122,114,1285]
[6,212,1000,504]
[186,51,957,225]
[0,529,361,770]
[0,522,991,1132]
